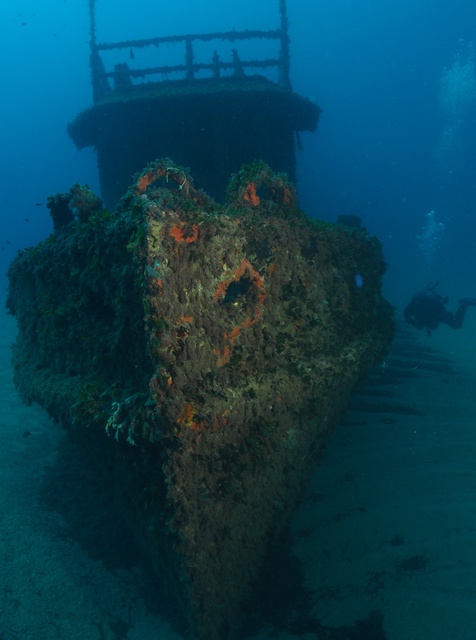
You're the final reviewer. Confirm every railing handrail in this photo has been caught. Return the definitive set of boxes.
[96,28,282,52]
[102,58,282,80]
[88,0,291,103]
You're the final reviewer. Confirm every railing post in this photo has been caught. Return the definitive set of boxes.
[185,37,194,79]
[86,5,291,92]
[232,50,245,77]
[89,0,110,102]
[279,0,291,90]
[212,51,220,78]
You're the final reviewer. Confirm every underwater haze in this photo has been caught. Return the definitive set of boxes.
[1,0,476,305]
[2,1,476,639]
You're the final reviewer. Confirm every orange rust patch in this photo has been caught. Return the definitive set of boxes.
[169,224,185,242]
[215,259,265,302]
[225,326,241,343]
[240,314,260,329]
[169,223,199,243]
[214,279,229,301]
[185,224,199,243]
[178,402,196,428]
[136,172,154,194]
[214,413,229,430]
[216,346,231,367]
[236,259,265,293]
[213,259,266,365]
[180,315,194,323]
[243,183,260,207]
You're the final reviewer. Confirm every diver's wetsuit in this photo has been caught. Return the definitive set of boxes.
[404,284,476,335]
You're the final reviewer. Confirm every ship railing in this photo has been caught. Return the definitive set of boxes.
[88,1,290,103]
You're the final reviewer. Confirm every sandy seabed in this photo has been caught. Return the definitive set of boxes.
[1,301,476,640]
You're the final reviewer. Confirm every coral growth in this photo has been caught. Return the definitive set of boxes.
[46,183,104,230]
[7,159,394,640]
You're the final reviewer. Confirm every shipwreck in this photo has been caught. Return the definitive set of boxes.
[7,2,394,639]
[68,0,320,207]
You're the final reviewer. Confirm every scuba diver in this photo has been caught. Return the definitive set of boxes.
[404,282,476,335]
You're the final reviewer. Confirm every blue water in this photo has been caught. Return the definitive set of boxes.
[1,1,476,637]
[2,0,476,305]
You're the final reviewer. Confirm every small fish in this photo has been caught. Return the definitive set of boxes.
[355,273,364,288]
[35,202,42,207]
